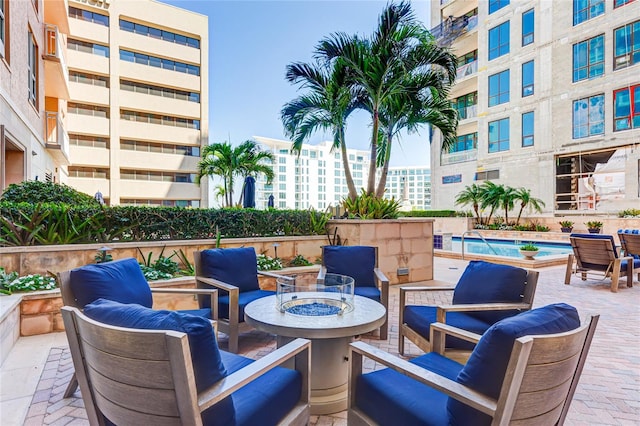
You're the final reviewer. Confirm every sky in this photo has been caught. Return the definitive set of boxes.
[161,0,433,167]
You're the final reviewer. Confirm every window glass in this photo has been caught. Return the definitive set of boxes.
[488,21,510,60]
[614,85,640,131]
[573,0,604,25]
[572,35,604,82]
[489,0,509,14]
[120,19,134,32]
[522,9,534,46]
[120,49,135,62]
[0,0,5,56]
[573,94,604,138]
[488,69,510,106]
[488,118,510,152]
[614,20,639,70]
[522,60,534,97]
[522,112,534,147]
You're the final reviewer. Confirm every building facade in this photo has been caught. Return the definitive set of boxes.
[253,136,430,211]
[1,0,71,190]
[63,0,208,206]
[429,0,639,214]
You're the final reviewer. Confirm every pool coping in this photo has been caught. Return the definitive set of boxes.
[434,249,570,268]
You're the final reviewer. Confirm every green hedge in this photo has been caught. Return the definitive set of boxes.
[398,210,458,218]
[0,203,327,246]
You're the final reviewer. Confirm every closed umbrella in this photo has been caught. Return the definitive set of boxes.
[242,176,256,208]
[268,194,275,208]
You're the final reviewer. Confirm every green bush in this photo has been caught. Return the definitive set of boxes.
[288,254,313,267]
[1,181,96,206]
[342,190,400,219]
[0,271,57,294]
[398,210,457,217]
[256,254,283,270]
[618,208,640,218]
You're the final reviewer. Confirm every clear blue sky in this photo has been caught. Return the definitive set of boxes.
[161,0,433,167]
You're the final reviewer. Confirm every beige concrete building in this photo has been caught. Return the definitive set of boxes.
[63,0,208,206]
[1,0,71,189]
[429,0,639,215]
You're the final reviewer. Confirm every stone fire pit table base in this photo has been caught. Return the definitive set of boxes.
[244,294,386,415]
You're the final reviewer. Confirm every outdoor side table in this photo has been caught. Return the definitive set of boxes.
[244,294,386,415]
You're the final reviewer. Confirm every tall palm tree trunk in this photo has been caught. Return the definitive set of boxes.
[367,109,379,194]
[338,127,358,200]
[375,133,393,197]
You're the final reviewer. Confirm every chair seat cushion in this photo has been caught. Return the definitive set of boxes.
[83,299,233,425]
[452,261,527,323]
[219,290,275,322]
[70,258,153,308]
[323,245,377,287]
[447,303,581,426]
[201,248,260,293]
[178,308,213,319]
[354,286,381,302]
[404,305,492,350]
[621,258,640,270]
[354,353,462,426]
[221,351,303,426]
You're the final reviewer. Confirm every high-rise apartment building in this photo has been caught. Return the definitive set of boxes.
[1,0,71,189]
[253,136,430,211]
[429,0,639,214]
[64,0,208,206]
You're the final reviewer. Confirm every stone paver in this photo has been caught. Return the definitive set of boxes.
[20,258,640,424]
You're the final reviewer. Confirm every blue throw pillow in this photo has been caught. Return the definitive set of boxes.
[447,303,581,426]
[200,248,260,295]
[323,245,376,287]
[452,261,527,323]
[84,299,234,425]
[70,258,153,308]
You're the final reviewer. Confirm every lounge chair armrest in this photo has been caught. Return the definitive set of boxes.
[374,268,389,285]
[398,284,456,293]
[349,341,497,416]
[437,302,530,313]
[317,266,328,283]
[430,322,482,355]
[198,338,311,411]
[150,288,218,295]
[196,276,239,293]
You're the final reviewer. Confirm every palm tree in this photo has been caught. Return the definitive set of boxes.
[514,188,546,225]
[500,186,518,225]
[235,140,275,205]
[281,60,364,200]
[316,1,457,195]
[480,181,505,226]
[455,184,483,224]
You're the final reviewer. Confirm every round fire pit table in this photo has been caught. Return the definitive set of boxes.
[244,293,386,415]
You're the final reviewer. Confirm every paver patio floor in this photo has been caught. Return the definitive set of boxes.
[1,257,638,425]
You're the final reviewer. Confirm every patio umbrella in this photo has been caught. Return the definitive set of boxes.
[268,194,275,208]
[242,176,256,208]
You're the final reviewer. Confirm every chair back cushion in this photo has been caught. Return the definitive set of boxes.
[323,245,376,287]
[447,303,581,426]
[452,261,527,323]
[200,247,260,295]
[84,298,234,425]
[69,258,153,308]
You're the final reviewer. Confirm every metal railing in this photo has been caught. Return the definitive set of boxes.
[430,15,478,46]
[461,230,498,259]
[440,149,477,165]
[45,111,70,155]
[456,60,478,80]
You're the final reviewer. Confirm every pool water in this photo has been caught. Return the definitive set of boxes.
[451,237,573,258]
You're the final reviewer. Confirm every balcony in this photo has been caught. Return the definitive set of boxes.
[43,25,70,100]
[45,112,71,165]
[457,104,477,121]
[430,15,478,46]
[456,60,477,80]
[440,149,477,165]
[44,0,70,34]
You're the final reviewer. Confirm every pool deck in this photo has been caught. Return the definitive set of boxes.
[1,257,639,425]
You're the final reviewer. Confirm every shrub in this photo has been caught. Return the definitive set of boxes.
[585,221,603,229]
[342,190,400,219]
[618,209,640,218]
[1,181,96,206]
[398,210,457,218]
[0,272,57,294]
[288,254,313,267]
[519,243,539,251]
[559,220,574,228]
[256,254,283,270]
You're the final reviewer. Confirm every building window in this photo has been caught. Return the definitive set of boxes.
[28,30,38,107]
[68,102,109,118]
[119,49,199,76]
[488,118,510,153]
[573,94,604,138]
[68,39,110,57]
[120,79,199,103]
[70,134,109,149]
[68,6,109,26]
[613,84,640,131]
[489,0,509,14]
[488,21,510,60]
[573,0,604,26]
[120,109,200,130]
[522,9,534,46]
[488,69,510,106]
[120,139,200,156]
[522,60,534,97]
[70,71,109,87]
[449,133,477,153]
[614,20,640,70]
[475,170,500,181]
[459,50,477,64]
[119,19,200,49]
[0,0,6,58]
[573,35,604,82]
[453,92,477,120]
[614,0,636,7]
[522,111,534,147]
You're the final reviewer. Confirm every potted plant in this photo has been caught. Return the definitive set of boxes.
[559,220,574,233]
[519,242,539,260]
[585,221,603,234]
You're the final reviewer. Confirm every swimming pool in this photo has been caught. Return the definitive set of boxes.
[450,237,573,258]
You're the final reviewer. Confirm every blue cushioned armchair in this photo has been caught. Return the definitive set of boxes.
[399,261,538,359]
[62,303,311,426]
[348,304,599,426]
[565,233,636,292]
[618,230,640,282]
[194,247,291,353]
[319,245,390,340]
[58,257,218,398]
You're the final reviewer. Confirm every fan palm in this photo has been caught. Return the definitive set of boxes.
[514,188,545,225]
[455,184,483,224]
[281,60,364,199]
